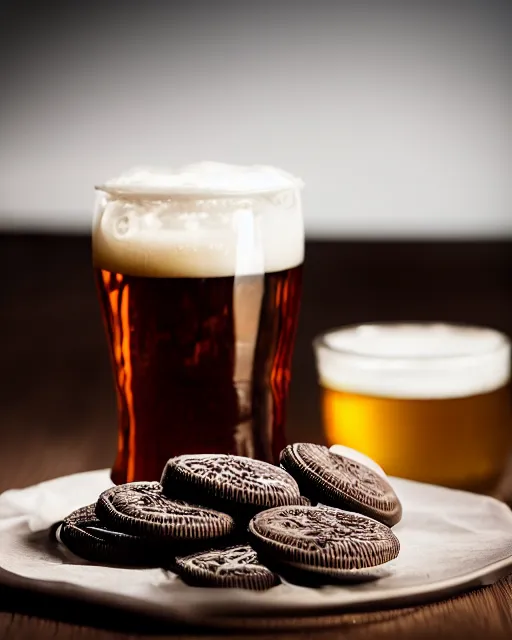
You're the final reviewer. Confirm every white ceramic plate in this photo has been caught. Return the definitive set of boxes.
[0,468,511,629]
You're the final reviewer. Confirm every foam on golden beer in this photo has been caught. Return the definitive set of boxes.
[92,162,304,278]
[315,324,510,400]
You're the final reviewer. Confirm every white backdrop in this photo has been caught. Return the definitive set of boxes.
[0,2,510,237]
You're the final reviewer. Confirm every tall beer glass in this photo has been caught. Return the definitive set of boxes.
[93,163,304,484]
[314,323,511,492]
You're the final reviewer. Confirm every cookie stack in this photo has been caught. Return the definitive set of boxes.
[53,444,402,590]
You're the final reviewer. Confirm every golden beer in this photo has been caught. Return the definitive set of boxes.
[315,323,512,492]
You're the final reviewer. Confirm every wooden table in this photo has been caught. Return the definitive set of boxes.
[2,234,512,639]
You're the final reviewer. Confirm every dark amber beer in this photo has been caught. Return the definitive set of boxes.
[93,163,304,483]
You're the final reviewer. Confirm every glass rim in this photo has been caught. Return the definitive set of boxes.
[93,184,301,200]
[313,321,511,364]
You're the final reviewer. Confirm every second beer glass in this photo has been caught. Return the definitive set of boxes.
[93,163,304,484]
[314,322,511,492]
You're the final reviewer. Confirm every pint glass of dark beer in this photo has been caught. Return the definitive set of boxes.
[92,163,304,483]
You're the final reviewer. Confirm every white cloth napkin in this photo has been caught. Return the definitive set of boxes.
[0,454,512,628]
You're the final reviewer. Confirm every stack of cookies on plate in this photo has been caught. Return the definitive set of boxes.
[53,444,402,590]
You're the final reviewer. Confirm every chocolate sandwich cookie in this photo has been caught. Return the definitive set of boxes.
[161,454,302,518]
[54,504,162,566]
[280,443,402,527]
[96,482,235,547]
[248,505,400,581]
[175,545,279,590]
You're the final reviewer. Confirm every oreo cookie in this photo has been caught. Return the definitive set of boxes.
[96,481,235,547]
[280,443,402,527]
[161,454,302,518]
[248,505,400,581]
[54,504,162,566]
[175,545,279,590]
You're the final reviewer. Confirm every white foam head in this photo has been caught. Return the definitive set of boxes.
[92,162,304,278]
[314,323,510,399]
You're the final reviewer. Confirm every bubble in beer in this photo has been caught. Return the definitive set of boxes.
[115,215,130,237]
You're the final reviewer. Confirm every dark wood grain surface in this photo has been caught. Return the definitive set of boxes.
[1,233,512,639]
